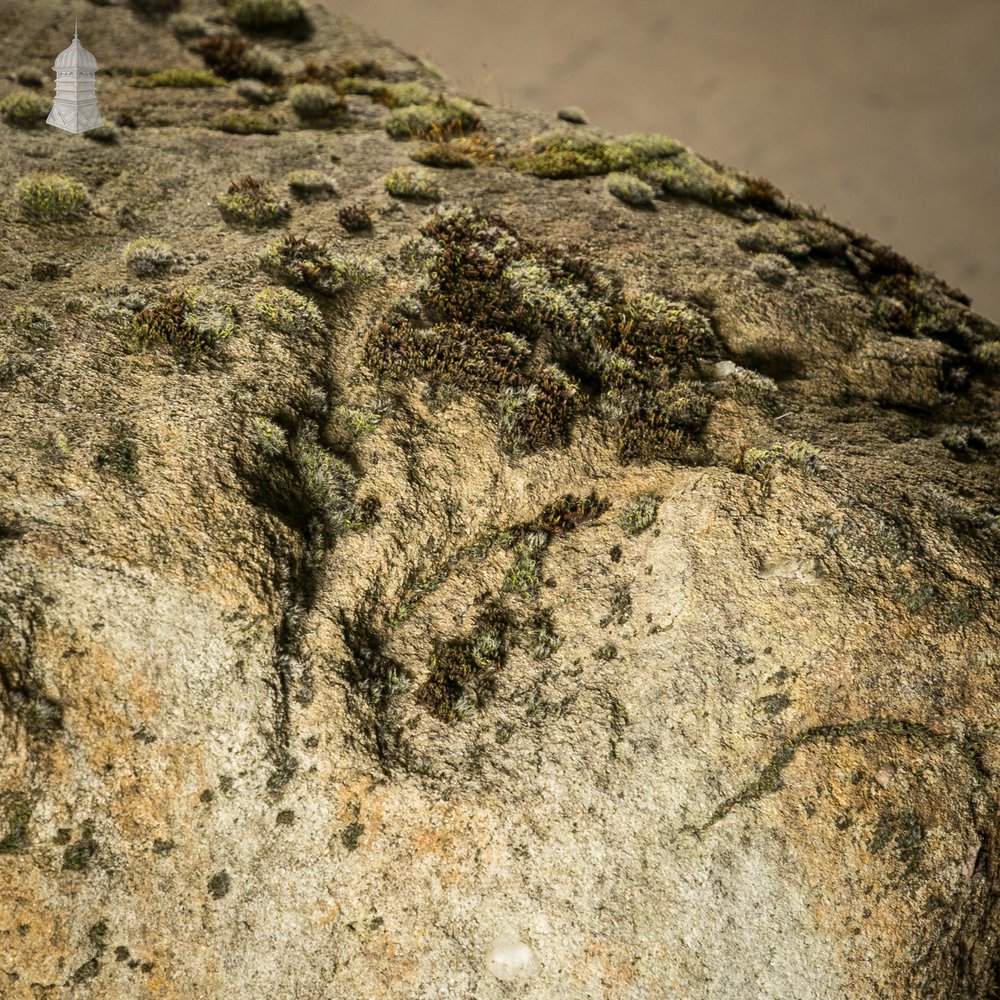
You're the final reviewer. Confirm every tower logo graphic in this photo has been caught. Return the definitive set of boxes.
[47,20,105,135]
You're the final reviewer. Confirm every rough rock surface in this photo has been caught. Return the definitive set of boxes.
[1,2,999,998]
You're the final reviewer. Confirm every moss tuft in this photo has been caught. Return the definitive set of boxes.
[12,306,54,336]
[253,286,322,335]
[210,110,280,134]
[217,176,290,228]
[384,96,480,140]
[0,90,48,127]
[0,795,32,855]
[132,288,236,360]
[606,172,656,207]
[133,68,225,87]
[287,170,337,199]
[409,141,475,169]
[198,34,282,83]
[616,493,661,535]
[261,233,385,295]
[16,173,90,220]
[338,203,373,233]
[416,607,509,722]
[227,0,310,33]
[235,78,280,105]
[289,83,345,123]
[383,166,442,201]
[123,238,176,277]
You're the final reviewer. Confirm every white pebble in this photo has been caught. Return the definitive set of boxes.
[487,933,533,980]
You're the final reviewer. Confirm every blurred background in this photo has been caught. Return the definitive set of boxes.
[328,0,1000,322]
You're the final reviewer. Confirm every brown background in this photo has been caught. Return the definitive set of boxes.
[328,0,999,322]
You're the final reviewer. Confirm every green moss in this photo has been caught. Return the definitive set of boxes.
[367,205,713,464]
[0,90,48,127]
[123,238,176,277]
[12,306,54,336]
[168,12,208,38]
[133,68,225,87]
[410,141,475,169]
[973,341,1000,370]
[384,96,480,140]
[636,149,745,207]
[341,78,433,106]
[94,419,141,481]
[217,176,290,227]
[132,288,236,360]
[0,795,32,854]
[253,286,322,335]
[210,110,280,134]
[228,0,310,33]
[289,83,345,123]
[16,173,90,220]
[383,166,442,201]
[517,609,563,659]
[606,171,655,208]
[737,439,821,478]
[502,530,548,598]
[616,493,661,535]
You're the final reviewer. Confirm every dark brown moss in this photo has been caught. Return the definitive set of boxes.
[198,34,283,83]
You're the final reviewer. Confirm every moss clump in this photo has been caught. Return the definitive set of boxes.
[12,306,54,336]
[133,68,225,87]
[235,78,280,105]
[123,238,176,277]
[83,125,117,144]
[416,607,509,722]
[15,66,43,87]
[207,870,231,899]
[250,417,365,541]
[129,0,180,13]
[496,364,582,458]
[737,439,821,478]
[62,822,98,871]
[365,205,712,464]
[287,170,337,200]
[617,493,661,536]
[94,419,140,481]
[210,110,280,134]
[341,78,433,106]
[16,173,90,220]
[217,176,290,228]
[289,83,345,123]
[384,96,480,140]
[261,233,384,296]
[409,141,475,169]
[511,129,745,209]
[0,91,48,127]
[227,0,310,33]
[253,286,322,335]
[606,171,655,208]
[502,530,548,597]
[338,203,373,233]
[168,12,208,38]
[0,796,32,854]
[972,341,1000,370]
[383,166,441,201]
[198,34,282,83]
[132,288,236,360]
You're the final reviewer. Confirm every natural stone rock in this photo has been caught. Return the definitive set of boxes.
[1,2,998,998]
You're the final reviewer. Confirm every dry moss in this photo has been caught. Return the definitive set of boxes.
[133,68,226,87]
[0,91,47,127]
